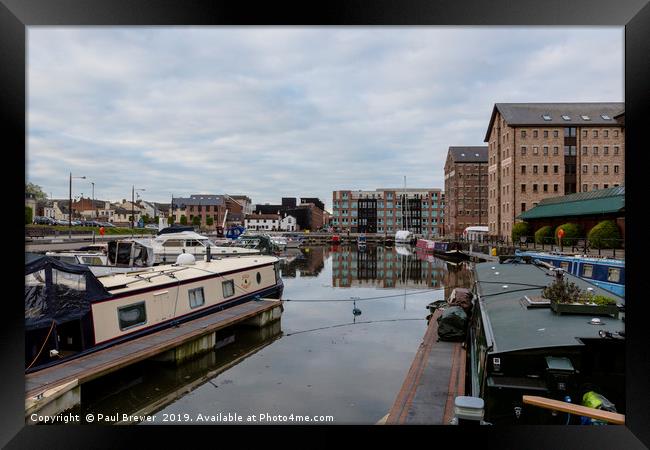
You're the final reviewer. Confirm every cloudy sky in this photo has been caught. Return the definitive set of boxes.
[27,27,623,210]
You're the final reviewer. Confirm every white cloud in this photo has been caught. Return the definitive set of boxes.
[27,27,623,209]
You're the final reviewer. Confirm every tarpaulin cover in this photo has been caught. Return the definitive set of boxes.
[437,306,468,341]
[448,288,474,314]
[25,255,111,331]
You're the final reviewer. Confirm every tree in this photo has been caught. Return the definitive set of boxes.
[168,215,175,225]
[142,213,151,224]
[180,215,188,225]
[554,223,582,246]
[511,222,530,243]
[588,220,622,249]
[192,216,201,226]
[25,182,47,200]
[25,206,33,224]
[534,225,553,244]
[206,217,214,227]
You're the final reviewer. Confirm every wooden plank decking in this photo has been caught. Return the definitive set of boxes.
[25,299,282,403]
[385,308,466,425]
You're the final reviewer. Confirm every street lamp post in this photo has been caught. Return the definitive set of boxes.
[91,181,95,219]
[132,185,146,228]
[69,172,86,239]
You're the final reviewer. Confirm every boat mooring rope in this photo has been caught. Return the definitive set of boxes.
[26,320,56,371]
[285,317,426,336]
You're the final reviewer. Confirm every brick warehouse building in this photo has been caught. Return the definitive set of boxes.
[485,103,625,240]
[443,146,488,238]
[171,194,244,229]
[331,188,444,236]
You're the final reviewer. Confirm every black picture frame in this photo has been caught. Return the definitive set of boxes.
[3,0,649,447]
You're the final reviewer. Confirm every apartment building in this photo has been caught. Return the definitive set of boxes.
[485,103,625,240]
[443,146,488,238]
[331,188,444,236]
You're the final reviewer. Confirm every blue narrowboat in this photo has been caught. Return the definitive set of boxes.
[515,250,625,297]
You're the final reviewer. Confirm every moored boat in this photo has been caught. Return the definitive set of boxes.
[416,239,469,262]
[467,258,625,424]
[25,252,283,373]
[132,230,259,264]
[515,250,624,297]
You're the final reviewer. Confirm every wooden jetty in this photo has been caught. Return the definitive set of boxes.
[384,308,466,424]
[25,299,283,422]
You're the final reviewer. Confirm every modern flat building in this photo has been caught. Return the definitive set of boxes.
[444,146,488,238]
[485,102,625,240]
[331,188,444,236]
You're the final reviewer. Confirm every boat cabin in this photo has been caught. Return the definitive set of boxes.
[469,260,625,424]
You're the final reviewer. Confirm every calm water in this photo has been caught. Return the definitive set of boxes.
[78,245,472,425]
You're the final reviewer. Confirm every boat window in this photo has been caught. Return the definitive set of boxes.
[117,302,147,330]
[116,242,132,265]
[162,239,182,247]
[583,264,593,278]
[25,269,46,287]
[188,287,205,309]
[80,256,104,265]
[560,262,569,271]
[607,268,620,283]
[222,280,235,298]
[54,256,78,264]
[52,268,86,291]
[256,272,262,284]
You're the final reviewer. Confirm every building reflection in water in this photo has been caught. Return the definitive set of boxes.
[332,244,471,292]
[277,246,329,278]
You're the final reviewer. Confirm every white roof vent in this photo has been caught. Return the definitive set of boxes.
[562,115,571,121]
[176,253,196,265]
[581,115,591,121]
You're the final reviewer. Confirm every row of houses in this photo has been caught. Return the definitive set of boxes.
[31,197,172,227]
[28,191,330,232]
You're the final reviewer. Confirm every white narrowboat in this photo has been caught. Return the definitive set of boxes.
[25,253,283,372]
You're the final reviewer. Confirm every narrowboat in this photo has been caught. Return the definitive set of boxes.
[515,250,625,297]
[25,252,283,373]
[467,258,625,424]
[415,239,469,262]
[357,234,367,247]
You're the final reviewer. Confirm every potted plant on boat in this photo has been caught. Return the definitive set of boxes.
[542,271,619,318]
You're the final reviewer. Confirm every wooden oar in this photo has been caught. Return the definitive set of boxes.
[522,395,625,425]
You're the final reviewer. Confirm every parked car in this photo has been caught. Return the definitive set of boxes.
[33,216,55,225]
[144,224,159,230]
[99,221,116,228]
[81,220,103,227]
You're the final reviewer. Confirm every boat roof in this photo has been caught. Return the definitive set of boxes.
[97,255,279,295]
[152,231,212,240]
[516,250,625,267]
[474,260,625,356]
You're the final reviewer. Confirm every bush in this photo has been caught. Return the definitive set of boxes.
[512,222,530,243]
[534,225,554,244]
[25,206,33,225]
[554,223,582,246]
[192,216,201,226]
[180,215,188,225]
[206,217,214,226]
[168,215,174,225]
[588,220,621,249]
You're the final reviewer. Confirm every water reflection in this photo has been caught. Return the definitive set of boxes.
[75,245,473,424]
[76,323,283,423]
